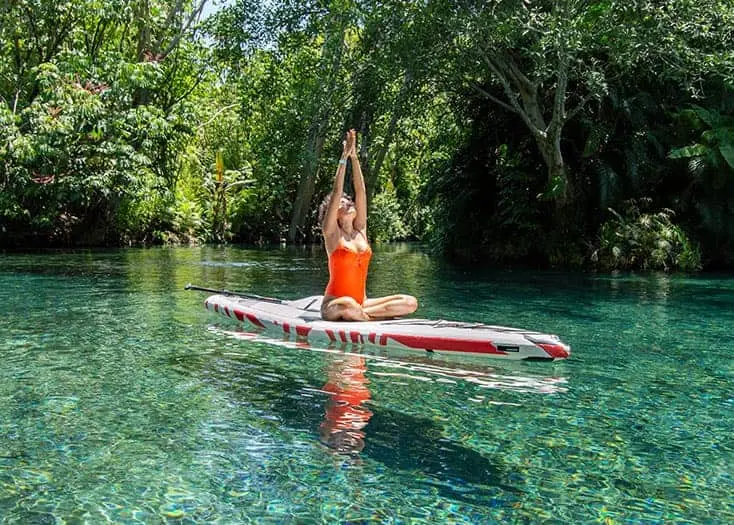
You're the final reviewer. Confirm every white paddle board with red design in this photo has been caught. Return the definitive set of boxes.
[201,292,570,361]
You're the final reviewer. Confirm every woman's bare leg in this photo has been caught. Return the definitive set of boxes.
[321,296,370,321]
[362,295,418,320]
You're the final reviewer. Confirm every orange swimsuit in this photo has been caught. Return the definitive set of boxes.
[325,245,372,305]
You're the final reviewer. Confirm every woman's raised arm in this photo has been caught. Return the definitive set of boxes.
[348,130,367,232]
[322,132,353,248]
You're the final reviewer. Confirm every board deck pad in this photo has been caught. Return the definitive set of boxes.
[204,294,571,361]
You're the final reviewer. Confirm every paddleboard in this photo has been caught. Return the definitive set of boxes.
[203,293,571,361]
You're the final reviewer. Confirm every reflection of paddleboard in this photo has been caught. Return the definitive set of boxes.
[203,293,570,361]
[209,326,569,394]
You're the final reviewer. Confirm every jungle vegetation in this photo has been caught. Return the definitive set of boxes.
[1,0,732,271]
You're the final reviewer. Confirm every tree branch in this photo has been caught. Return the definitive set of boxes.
[21,4,43,60]
[154,0,185,52]
[196,104,240,130]
[161,0,208,57]
[90,18,110,62]
[505,52,536,94]
[469,82,518,115]
[549,52,569,133]
[564,91,596,123]
[477,46,540,134]
[169,71,205,110]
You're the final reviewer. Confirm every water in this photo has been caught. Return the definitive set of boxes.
[0,245,732,523]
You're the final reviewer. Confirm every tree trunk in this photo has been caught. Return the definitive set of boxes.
[288,127,325,243]
[364,70,412,204]
[536,127,576,239]
[287,15,346,243]
[536,129,570,205]
[357,108,372,197]
[475,48,580,221]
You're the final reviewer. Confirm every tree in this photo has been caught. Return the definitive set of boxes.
[441,0,733,215]
[0,0,211,245]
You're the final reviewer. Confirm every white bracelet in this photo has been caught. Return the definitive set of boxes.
[338,159,347,165]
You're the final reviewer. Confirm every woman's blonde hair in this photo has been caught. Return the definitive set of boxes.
[318,192,353,227]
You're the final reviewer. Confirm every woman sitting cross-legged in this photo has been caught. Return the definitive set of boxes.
[318,129,418,322]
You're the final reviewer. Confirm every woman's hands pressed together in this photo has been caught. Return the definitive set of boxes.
[343,129,357,159]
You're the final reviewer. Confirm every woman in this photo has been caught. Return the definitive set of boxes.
[318,129,418,321]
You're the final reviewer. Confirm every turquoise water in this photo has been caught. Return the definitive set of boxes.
[0,245,732,523]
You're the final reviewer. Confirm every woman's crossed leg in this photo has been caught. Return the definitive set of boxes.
[321,294,417,322]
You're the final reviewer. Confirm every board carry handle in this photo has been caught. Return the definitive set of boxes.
[184,283,284,304]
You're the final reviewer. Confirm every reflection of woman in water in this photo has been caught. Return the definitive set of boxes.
[319,353,373,455]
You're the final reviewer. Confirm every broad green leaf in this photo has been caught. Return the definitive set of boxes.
[719,142,734,170]
[669,144,707,159]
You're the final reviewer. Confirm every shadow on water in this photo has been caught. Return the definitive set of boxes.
[168,347,520,504]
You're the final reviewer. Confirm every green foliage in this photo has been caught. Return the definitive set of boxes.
[592,200,701,272]
[1,62,156,242]
[1,0,733,271]
[492,145,546,258]
[0,0,212,245]
[667,102,734,266]
[669,105,734,171]
[368,183,408,243]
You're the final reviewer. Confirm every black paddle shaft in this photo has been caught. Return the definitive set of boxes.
[184,283,283,304]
